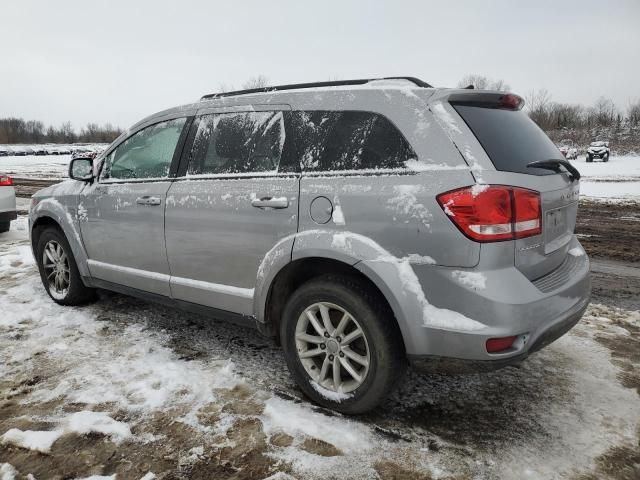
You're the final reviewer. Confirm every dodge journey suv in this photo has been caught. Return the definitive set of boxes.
[30,77,591,414]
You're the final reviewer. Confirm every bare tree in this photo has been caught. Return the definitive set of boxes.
[525,88,552,128]
[628,100,640,126]
[456,74,510,92]
[241,75,270,90]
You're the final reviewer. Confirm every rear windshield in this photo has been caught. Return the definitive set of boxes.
[452,105,562,176]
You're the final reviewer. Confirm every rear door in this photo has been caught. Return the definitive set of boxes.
[164,108,299,315]
[79,117,189,295]
[448,96,580,279]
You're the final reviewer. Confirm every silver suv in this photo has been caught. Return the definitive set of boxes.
[29,78,591,414]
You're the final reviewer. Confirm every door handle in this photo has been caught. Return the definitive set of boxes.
[251,196,289,209]
[136,196,162,206]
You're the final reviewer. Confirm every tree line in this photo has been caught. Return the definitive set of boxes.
[0,118,122,144]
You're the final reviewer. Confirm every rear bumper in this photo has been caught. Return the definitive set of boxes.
[359,236,591,363]
[408,295,588,373]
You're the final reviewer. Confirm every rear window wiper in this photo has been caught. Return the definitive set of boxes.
[526,159,581,182]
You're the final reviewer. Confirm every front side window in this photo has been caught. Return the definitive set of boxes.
[288,111,416,172]
[101,118,186,180]
[187,111,285,175]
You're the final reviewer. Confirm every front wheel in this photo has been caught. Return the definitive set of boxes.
[586,155,593,163]
[604,154,609,162]
[36,227,96,305]
[280,275,406,414]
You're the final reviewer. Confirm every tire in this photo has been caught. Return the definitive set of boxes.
[586,155,593,163]
[280,274,406,414]
[36,227,96,305]
[0,222,9,233]
[604,154,609,163]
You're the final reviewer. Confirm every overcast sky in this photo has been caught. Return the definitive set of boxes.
[1,0,638,130]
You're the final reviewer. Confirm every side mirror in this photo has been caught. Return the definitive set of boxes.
[69,157,95,182]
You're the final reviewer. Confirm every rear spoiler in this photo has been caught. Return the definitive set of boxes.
[447,92,525,111]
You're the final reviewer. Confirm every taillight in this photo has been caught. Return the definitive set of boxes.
[0,175,13,186]
[437,185,541,242]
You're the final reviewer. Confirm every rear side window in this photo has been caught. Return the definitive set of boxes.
[187,111,285,175]
[288,111,416,172]
[452,105,561,176]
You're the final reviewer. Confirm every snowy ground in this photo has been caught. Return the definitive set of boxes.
[569,155,640,200]
[0,155,71,179]
[1,218,639,480]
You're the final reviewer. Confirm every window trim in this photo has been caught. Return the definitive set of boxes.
[97,116,192,184]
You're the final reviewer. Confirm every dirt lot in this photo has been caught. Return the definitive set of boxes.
[576,199,640,264]
[1,182,639,480]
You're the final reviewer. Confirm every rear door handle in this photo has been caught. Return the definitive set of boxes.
[136,196,162,206]
[251,196,289,209]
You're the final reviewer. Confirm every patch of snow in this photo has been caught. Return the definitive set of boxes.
[0,463,18,480]
[451,271,487,290]
[387,185,431,228]
[568,247,585,257]
[261,397,373,455]
[404,253,436,265]
[431,102,462,135]
[309,381,353,403]
[404,159,468,172]
[138,473,156,480]
[0,428,64,453]
[331,199,345,226]
[471,183,490,197]
[66,411,132,443]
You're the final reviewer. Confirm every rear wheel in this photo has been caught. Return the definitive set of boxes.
[280,275,406,414]
[0,222,9,233]
[36,227,96,305]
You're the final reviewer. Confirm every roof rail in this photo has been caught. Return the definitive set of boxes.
[200,76,432,101]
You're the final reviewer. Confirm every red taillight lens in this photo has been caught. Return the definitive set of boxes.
[486,336,517,353]
[500,93,524,110]
[437,185,541,242]
[0,175,13,186]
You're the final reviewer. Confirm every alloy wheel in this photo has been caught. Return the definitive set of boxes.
[295,302,371,394]
[42,240,70,300]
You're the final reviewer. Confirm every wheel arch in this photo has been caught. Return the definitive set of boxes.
[257,254,407,355]
[30,202,91,278]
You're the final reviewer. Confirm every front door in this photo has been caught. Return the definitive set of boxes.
[165,110,299,314]
[79,117,188,296]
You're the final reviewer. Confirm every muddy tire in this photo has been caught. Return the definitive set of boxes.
[280,274,406,414]
[36,227,96,305]
[0,222,9,233]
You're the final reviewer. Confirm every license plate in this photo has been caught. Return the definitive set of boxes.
[545,207,571,253]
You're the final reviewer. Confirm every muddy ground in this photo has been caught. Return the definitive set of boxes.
[1,185,639,479]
